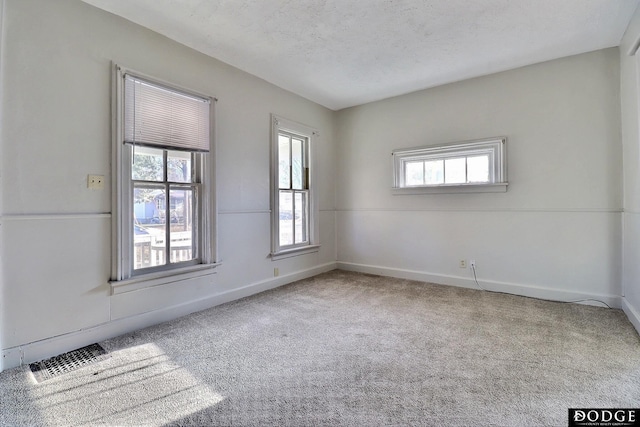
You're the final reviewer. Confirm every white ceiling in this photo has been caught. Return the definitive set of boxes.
[83,0,639,110]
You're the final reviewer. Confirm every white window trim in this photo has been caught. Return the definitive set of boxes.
[270,114,320,259]
[392,137,508,195]
[110,63,219,291]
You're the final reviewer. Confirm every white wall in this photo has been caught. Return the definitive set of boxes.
[336,48,623,306]
[621,5,640,334]
[0,0,5,372]
[0,0,634,373]
[0,0,336,369]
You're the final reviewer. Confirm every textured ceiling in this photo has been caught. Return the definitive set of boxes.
[82,0,639,110]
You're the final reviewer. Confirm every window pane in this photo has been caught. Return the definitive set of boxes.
[133,186,162,224]
[424,160,444,185]
[466,155,490,183]
[133,186,166,269]
[445,158,466,184]
[405,161,424,186]
[167,150,191,183]
[132,146,163,181]
[294,191,308,244]
[278,134,290,189]
[169,188,195,263]
[279,190,293,246]
[292,138,304,190]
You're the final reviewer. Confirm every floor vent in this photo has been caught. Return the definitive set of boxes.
[29,343,109,383]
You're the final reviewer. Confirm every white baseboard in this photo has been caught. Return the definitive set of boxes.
[4,260,625,372]
[336,262,621,309]
[1,262,337,371]
[622,297,640,336]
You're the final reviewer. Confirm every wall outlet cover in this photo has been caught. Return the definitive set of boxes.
[87,174,105,190]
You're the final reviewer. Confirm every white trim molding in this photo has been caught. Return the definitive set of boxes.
[2,213,111,221]
[622,298,640,336]
[392,183,508,195]
[109,263,221,295]
[2,262,337,370]
[336,207,621,213]
[270,244,320,261]
[0,0,5,373]
[627,33,640,56]
[337,261,621,309]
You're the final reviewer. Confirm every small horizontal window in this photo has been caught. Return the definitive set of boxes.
[392,137,507,194]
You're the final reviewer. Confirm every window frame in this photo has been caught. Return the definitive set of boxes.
[392,137,508,194]
[270,114,320,259]
[130,148,200,274]
[111,64,218,293]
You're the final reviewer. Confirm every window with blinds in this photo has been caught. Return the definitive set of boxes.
[112,65,217,290]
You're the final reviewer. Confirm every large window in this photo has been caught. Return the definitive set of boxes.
[392,137,508,194]
[112,65,217,289]
[271,115,319,258]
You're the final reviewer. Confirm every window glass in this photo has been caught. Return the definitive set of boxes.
[294,191,307,244]
[445,158,466,184]
[169,188,194,262]
[279,190,294,246]
[405,161,424,186]
[467,155,490,183]
[168,150,192,183]
[133,186,166,269]
[132,146,164,181]
[424,160,444,185]
[292,137,304,190]
[278,135,290,188]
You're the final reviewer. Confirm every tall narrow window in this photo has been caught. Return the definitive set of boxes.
[112,65,217,288]
[271,115,319,258]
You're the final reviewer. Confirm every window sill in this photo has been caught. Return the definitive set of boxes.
[392,182,508,195]
[271,244,320,261]
[110,262,221,295]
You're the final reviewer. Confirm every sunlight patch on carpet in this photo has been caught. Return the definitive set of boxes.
[29,343,225,426]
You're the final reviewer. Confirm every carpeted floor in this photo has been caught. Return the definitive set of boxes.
[1,270,639,426]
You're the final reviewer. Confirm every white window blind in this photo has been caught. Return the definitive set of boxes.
[124,74,211,152]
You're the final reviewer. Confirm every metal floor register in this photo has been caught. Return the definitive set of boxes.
[29,343,109,382]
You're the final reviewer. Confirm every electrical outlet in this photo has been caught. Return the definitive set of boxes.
[470,259,476,269]
[87,174,104,190]
[274,267,279,277]
[459,259,467,268]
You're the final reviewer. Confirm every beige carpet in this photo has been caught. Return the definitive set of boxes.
[1,270,639,426]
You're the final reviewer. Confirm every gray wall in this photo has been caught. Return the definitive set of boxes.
[335,49,623,305]
[621,5,640,332]
[0,0,336,369]
[0,0,636,372]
